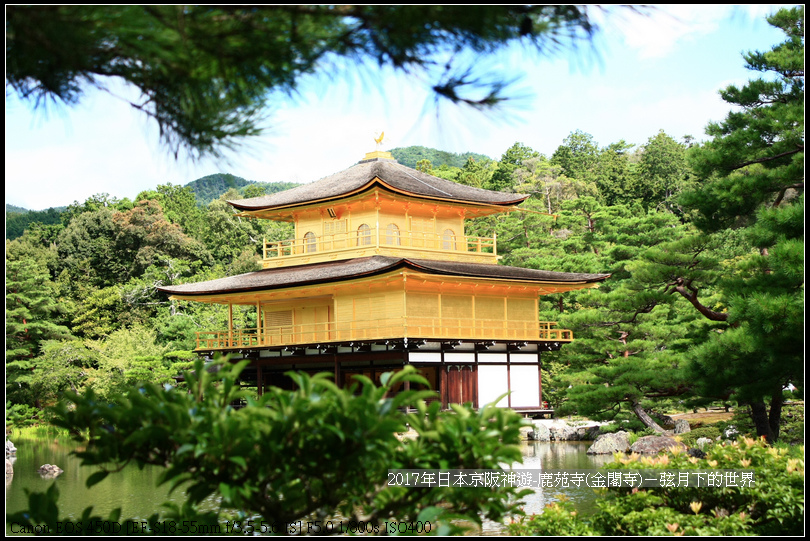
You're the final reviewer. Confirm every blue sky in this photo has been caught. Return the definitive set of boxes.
[5,5,792,210]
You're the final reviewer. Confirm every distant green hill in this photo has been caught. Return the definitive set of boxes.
[6,206,66,240]
[390,146,492,169]
[184,174,298,206]
[6,204,29,214]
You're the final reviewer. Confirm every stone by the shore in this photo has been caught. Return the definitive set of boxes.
[529,424,551,442]
[586,431,630,454]
[37,464,64,478]
[629,435,687,455]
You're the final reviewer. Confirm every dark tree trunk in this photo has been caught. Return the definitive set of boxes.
[748,400,774,442]
[768,386,783,442]
[631,399,666,434]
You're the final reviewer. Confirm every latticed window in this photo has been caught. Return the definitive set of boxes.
[357,223,372,246]
[303,231,317,253]
[385,223,401,245]
[442,229,456,250]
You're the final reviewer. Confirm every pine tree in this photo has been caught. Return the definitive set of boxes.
[679,6,804,441]
[6,257,72,405]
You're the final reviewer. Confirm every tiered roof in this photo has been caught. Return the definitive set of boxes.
[159,256,609,297]
[228,157,529,212]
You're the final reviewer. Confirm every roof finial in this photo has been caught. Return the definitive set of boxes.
[361,130,395,162]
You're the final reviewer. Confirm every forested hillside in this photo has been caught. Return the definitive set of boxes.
[6,8,803,445]
[185,173,298,206]
[390,146,491,169]
[6,206,65,240]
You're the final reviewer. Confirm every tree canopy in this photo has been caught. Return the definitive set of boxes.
[7,5,599,159]
[679,6,804,441]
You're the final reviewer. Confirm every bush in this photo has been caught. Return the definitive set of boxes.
[508,437,804,536]
[8,359,531,534]
[678,426,721,447]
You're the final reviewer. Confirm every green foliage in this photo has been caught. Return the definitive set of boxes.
[7,5,598,158]
[28,339,99,405]
[509,437,804,536]
[184,173,255,206]
[5,206,64,240]
[6,401,43,427]
[182,173,299,207]
[87,325,172,400]
[636,130,691,211]
[6,256,73,404]
[390,146,492,170]
[672,6,804,442]
[12,362,530,534]
[677,426,722,447]
[486,142,541,191]
[550,129,599,182]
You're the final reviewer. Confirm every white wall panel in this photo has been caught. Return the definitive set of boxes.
[510,365,540,407]
[478,365,508,407]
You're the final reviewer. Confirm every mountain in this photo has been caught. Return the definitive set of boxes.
[6,204,30,214]
[389,146,493,169]
[184,174,298,206]
[6,206,65,240]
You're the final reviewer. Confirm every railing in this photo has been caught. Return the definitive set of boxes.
[194,318,573,350]
[263,229,496,260]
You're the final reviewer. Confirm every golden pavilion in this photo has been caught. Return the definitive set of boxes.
[158,149,609,410]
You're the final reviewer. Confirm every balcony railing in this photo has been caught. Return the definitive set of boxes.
[262,228,496,265]
[194,317,573,351]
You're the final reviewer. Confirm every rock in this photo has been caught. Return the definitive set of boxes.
[629,435,688,455]
[586,431,630,454]
[695,437,713,449]
[578,425,602,440]
[6,458,13,477]
[687,448,707,459]
[530,424,551,442]
[722,425,739,440]
[5,440,16,457]
[37,464,63,478]
[519,426,535,440]
[550,425,580,441]
[673,419,691,434]
[395,427,419,441]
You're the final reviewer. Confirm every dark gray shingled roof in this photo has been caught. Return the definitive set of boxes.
[157,256,610,297]
[228,158,529,211]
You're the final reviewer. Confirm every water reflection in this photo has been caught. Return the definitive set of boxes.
[7,435,613,536]
[512,441,614,517]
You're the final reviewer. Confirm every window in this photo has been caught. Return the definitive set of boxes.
[442,229,456,250]
[357,224,372,246]
[385,223,401,245]
[303,231,317,253]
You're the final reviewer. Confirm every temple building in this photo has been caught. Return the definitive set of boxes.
[158,149,609,411]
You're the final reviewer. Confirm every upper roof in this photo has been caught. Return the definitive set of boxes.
[228,157,529,211]
[158,256,610,298]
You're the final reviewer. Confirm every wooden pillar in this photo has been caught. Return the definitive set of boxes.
[506,349,511,408]
[538,350,543,407]
[257,362,264,397]
[440,349,447,409]
[256,300,262,346]
[228,303,233,348]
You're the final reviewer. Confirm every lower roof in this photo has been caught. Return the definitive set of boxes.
[157,256,609,298]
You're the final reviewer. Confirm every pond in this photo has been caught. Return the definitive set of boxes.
[6,434,613,535]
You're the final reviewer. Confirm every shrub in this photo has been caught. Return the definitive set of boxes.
[508,437,804,536]
[678,426,721,447]
[8,359,531,534]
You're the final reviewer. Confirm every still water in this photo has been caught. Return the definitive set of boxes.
[6,435,613,535]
